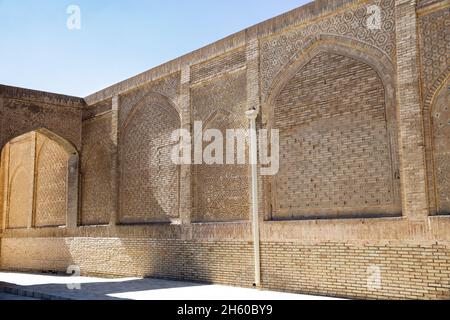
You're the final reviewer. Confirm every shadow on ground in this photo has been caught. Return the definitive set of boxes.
[0,274,207,300]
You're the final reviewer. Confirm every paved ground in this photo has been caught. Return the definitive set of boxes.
[0,292,38,300]
[0,272,341,300]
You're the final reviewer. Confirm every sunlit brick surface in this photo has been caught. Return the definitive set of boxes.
[0,0,449,300]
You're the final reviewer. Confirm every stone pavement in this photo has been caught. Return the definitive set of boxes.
[0,272,341,300]
[0,292,38,300]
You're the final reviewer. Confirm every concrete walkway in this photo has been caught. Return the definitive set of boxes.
[0,272,341,300]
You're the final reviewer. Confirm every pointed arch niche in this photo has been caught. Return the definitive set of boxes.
[0,128,79,230]
[262,35,402,220]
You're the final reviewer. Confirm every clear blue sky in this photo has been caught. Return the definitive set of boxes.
[0,0,310,97]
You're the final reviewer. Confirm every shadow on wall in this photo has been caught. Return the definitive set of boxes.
[0,236,253,288]
[0,238,75,275]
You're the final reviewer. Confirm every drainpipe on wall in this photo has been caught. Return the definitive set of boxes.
[246,109,261,288]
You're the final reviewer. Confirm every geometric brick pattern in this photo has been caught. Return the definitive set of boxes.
[418,8,450,100]
[418,5,450,215]
[81,115,113,225]
[272,52,401,219]
[34,133,69,227]
[260,0,397,99]
[119,73,180,130]
[5,133,34,229]
[1,132,70,229]
[1,0,450,301]
[120,94,181,223]
[191,71,249,222]
[0,89,83,151]
[432,78,450,215]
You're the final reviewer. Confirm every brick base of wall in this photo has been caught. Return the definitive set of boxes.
[1,237,449,300]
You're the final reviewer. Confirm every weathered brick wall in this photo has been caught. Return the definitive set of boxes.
[34,133,69,227]
[0,237,255,287]
[273,52,400,219]
[81,114,113,225]
[0,0,449,301]
[0,85,83,151]
[418,4,450,216]
[191,69,249,222]
[119,92,181,224]
[260,241,450,300]
[191,48,247,85]
[431,77,450,215]
[4,134,35,229]
[1,132,71,228]
[1,236,449,300]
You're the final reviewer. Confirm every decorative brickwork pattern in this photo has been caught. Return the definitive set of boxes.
[191,71,249,222]
[432,78,450,215]
[119,73,180,129]
[120,93,181,224]
[0,0,449,301]
[419,7,450,100]
[260,0,396,99]
[272,52,400,219]
[0,92,83,151]
[81,115,113,225]
[418,4,450,215]
[34,133,69,227]
[6,134,34,229]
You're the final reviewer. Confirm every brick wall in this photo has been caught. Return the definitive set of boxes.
[1,236,449,300]
[1,132,71,229]
[418,5,450,216]
[273,52,400,219]
[119,93,181,224]
[34,133,69,227]
[260,241,450,300]
[1,0,449,301]
[191,70,249,222]
[81,114,113,225]
[0,86,83,150]
[4,134,34,229]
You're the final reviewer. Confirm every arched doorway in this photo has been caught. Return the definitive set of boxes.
[0,128,79,230]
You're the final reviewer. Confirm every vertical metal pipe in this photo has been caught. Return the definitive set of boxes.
[246,109,261,287]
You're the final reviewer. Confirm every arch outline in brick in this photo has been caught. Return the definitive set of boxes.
[119,91,182,224]
[0,128,79,230]
[261,34,401,220]
[427,74,450,215]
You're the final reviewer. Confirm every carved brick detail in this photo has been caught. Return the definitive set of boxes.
[119,93,181,224]
[419,8,450,100]
[260,0,396,98]
[270,52,400,219]
[119,73,180,129]
[191,71,249,222]
[81,115,113,225]
[432,78,450,214]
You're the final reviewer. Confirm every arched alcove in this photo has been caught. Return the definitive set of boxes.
[263,36,401,220]
[119,92,181,224]
[430,77,450,215]
[0,128,79,230]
